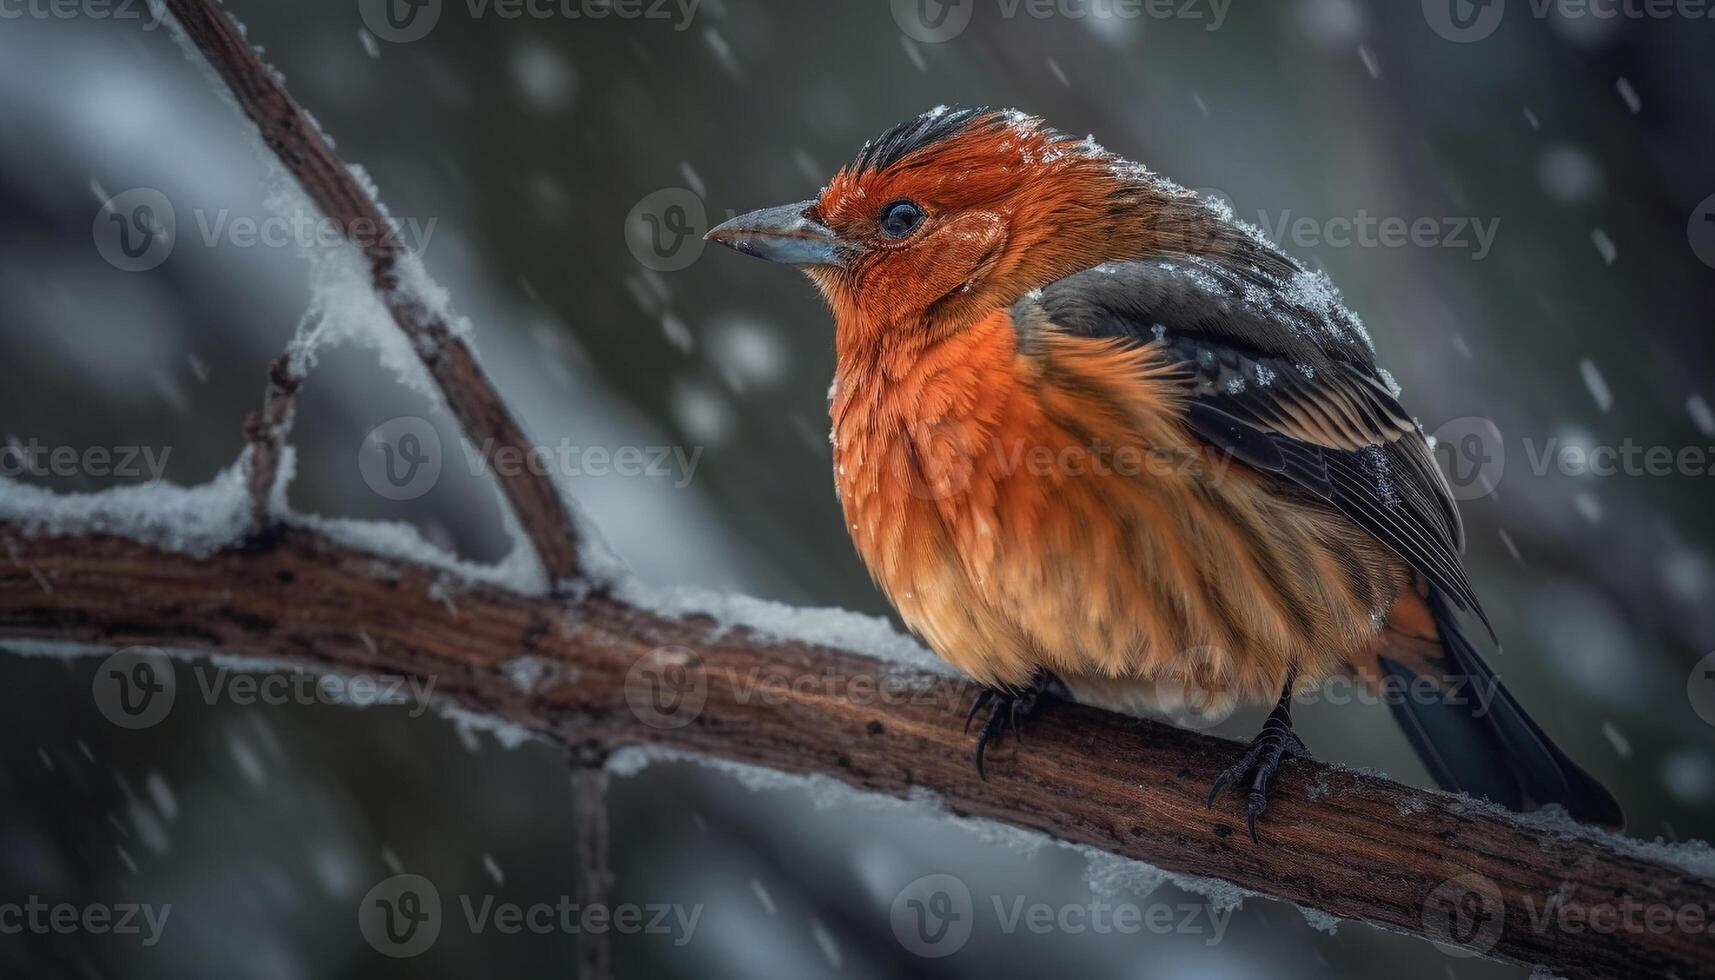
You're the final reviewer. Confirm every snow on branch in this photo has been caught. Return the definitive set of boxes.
[0,523,1711,980]
[163,0,585,584]
[0,4,1700,980]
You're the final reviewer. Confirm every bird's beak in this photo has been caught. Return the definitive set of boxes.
[705,200,844,267]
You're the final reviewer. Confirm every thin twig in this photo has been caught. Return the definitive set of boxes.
[242,354,302,529]
[571,766,614,980]
[164,0,584,584]
[0,523,1708,980]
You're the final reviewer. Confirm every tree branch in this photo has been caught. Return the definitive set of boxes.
[165,0,584,584]
[0,523,1708,980]
[242,353,301,529]
[571,766,614,980]
[61,5,1706,979]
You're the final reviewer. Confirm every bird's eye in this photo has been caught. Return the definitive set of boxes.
[878,199,926,239]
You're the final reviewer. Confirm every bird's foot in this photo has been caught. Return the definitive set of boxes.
[964,668,1061,780]
[1205,689,1307,843]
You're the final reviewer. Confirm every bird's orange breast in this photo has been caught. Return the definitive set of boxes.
[830,309,1409,707]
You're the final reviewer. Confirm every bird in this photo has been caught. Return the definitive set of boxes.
[704,106,1622,839]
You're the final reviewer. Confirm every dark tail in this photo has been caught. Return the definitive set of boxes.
[1380,590,1624,828]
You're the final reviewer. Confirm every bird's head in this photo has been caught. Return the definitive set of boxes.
[706,107,1224,349]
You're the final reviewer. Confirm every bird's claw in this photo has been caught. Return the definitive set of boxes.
[1205,709,1307,843]
[966,669,1058,780]
[963,688,996,734]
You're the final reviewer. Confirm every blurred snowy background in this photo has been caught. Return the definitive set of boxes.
[2,0,1713,977]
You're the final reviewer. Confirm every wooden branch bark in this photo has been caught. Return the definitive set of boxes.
[165,0,583,583]
[1,523,1709,980]
[56,4,1705,978]
[242,353,301,529]
[571,767,614,980]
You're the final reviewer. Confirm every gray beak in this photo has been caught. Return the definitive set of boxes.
[705,200,844,267]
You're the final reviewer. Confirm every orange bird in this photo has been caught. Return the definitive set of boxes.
[706,107,1621,837]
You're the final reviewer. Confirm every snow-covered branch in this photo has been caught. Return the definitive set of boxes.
[0,4,1697,980]
[165,0,585,585]
[0,521,1709,980]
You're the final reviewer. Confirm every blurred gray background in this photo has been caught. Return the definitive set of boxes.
[2,0,1713,977]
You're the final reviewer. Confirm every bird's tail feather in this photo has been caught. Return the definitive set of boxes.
[1378,590,1624,828]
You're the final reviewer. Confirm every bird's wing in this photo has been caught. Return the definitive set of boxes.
[1017,257,1489,633]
